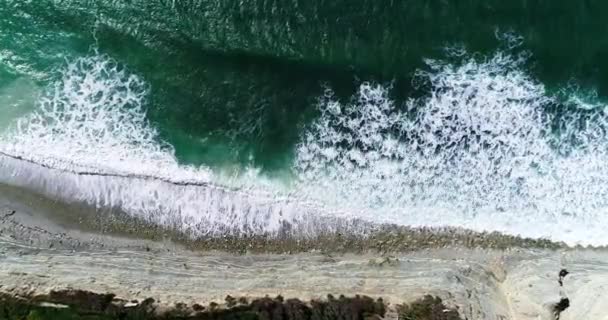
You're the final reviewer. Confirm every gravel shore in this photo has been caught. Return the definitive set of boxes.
[1,185,608,319]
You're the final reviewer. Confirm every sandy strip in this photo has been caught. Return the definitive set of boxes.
[1,190,608,319]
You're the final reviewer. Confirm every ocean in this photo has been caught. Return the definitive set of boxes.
[2,0,608,246]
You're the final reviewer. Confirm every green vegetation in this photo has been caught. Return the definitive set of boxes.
[1,290,464,320]
[398,296,462,320]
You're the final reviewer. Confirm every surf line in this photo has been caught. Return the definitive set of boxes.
[0,150,336,211]
[0,150,213,187]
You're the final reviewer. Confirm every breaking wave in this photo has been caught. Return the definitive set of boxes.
[296,49,608,246]
[0,54,360,237]
[3,46,608,246]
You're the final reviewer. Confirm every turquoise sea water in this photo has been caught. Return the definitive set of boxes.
[2,0,608,245]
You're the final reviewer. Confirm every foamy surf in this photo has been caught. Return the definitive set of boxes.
[2,46,608,246]
[296,48,608,246]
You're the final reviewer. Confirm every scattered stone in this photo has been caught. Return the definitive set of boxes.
[369,256,399,267]
[1,210,16,219]
[66,207,563,255]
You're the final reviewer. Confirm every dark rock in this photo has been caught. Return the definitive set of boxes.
[553,298,570,320]
[558,269,569,286]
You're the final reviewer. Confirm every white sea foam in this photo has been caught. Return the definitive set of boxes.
[3,49,608,245]
[0,54,211,181]
[295,50,608,246]
[0,54,359,237]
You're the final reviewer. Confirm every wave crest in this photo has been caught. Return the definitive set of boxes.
[296,50,608,245]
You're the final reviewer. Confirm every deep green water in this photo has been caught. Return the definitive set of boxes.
[2,0,608,170]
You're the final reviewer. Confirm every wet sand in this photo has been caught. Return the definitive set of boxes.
[1,186,608,319]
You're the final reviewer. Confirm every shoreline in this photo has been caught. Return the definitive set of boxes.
[1,187,608,319]
[0,153,597,248]
[0,181,563,255]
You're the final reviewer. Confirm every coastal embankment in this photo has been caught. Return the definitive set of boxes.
[1,184,607,320]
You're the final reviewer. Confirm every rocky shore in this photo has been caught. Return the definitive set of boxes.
[1,185,608,320]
